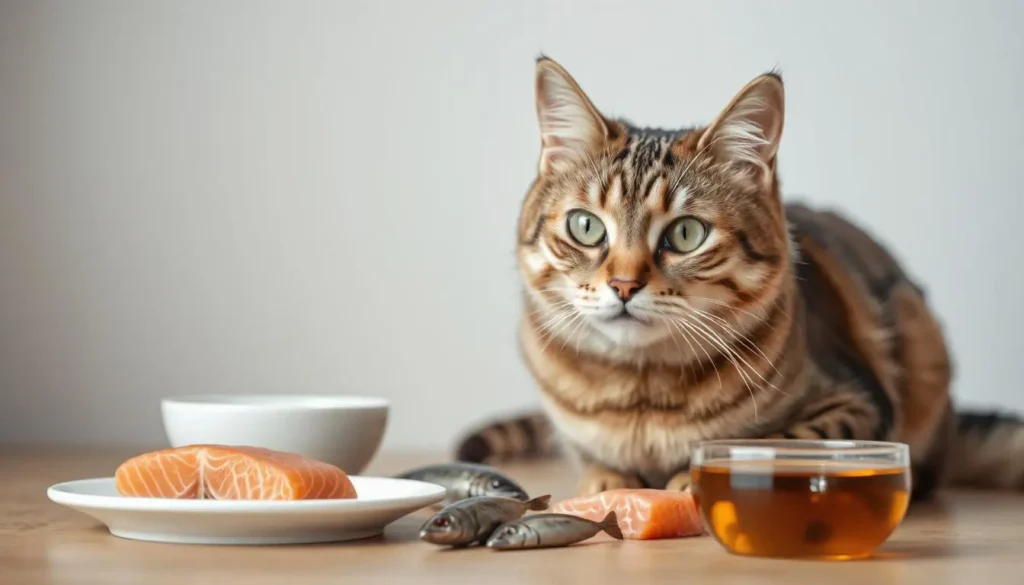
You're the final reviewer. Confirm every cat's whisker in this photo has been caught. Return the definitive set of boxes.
[536,308,586,356]
[668,314,721,390]
[526,305,575,326]
[527,306,570,319]
[675,321,708,379]
[680,309,779,393]
[527,296,605,321]
[687,295,786,326]
[654,300,780,393]
[527,297,575,310]
[538,314,576,341]
[674,317,758,421]
[573,317,587,356]
[686,305,786,388]
[527,299,576,318]
[673,139,716,192]
[536,307,579,342]
[662,294,764,321]
[531,287,576,294]
[648,307,693,382]
[559,312,590,353]
[525,291,571,303]
[652,299,788,397]
[651,299,778,401]
[580,148,604,189]
[656,295,774,328]
[677,308,792,421]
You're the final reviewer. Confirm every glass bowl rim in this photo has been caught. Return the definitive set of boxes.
[689,438,910,457]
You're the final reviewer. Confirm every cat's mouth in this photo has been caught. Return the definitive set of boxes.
[603,307,647,324]
[587,305,669,347]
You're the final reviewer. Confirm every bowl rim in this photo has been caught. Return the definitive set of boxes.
[691,438,907,448]
[689,438,910,458]
[160,394,390,411]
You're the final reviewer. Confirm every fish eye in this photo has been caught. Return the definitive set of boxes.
[502,526,517,536]
[661,216,708,254]
[433,517,450,527]
[566,209,606,247]
[489,479,502,488]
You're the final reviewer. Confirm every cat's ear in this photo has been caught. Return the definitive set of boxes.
[534,58,612,176]
[697,72,785,181]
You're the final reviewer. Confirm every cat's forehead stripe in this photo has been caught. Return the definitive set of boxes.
[628,137,661,183]
[613,130,679,206]
[606,174,624,208]
[587,180,602,206]
[670,186,690,212]
[647,176,667,211]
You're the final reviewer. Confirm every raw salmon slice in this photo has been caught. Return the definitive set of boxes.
[115,445,357,500]
[549,489,704,539]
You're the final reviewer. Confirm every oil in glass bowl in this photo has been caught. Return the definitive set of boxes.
[690,440,911,560]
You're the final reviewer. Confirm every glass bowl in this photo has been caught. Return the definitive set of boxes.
[689,439,911,560]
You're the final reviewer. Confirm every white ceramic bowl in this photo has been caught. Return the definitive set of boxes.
[160,395,389,474]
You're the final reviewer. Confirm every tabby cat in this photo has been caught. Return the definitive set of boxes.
[456,57,1022,501]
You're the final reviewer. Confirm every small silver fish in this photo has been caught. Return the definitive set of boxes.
[485,511,623,550]
[396,462,529,504]
[419,494,551,547]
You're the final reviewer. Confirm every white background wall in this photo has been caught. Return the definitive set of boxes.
[1,0,1022,452]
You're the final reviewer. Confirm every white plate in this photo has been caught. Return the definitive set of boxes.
[47,476,445,545]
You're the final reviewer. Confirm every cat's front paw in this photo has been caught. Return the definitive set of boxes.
[665,471,692,492]
[576,464,642,497]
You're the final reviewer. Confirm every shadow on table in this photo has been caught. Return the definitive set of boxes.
[39,513,430,550]
[870,540,1009,561]
[865,494,1001,561]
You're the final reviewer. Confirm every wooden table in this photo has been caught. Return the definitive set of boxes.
[2,449,1024,584]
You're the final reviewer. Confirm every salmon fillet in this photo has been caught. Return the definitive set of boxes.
[549,489,704,539]
[114,445,357,500]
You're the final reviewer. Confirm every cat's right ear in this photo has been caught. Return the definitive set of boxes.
[534,58,611,176]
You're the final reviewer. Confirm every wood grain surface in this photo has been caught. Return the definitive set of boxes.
[2,448,1024,584]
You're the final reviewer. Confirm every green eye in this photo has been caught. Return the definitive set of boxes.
[566,210,606,247]
[662,217,708,254]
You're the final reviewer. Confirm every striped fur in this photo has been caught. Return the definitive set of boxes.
[454,412,557,463]
[455,57,1024,499]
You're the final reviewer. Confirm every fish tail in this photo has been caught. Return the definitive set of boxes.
[599,511,623,540]
[526,494,551,511]
[453,410,556,464]
[945,408,1024,490]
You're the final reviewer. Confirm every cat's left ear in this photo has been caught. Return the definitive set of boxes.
[534,58,613,176]
[696,72,785,182]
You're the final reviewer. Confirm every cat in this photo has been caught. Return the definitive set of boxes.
[455,56,1023,501]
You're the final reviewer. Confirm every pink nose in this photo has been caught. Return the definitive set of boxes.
[608,279,645,302]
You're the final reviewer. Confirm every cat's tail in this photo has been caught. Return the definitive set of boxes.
[452,411,558,463]
[947,409,1024,490]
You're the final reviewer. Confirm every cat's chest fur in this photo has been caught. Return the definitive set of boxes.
[521,322,778,483]
[540,394,711,486]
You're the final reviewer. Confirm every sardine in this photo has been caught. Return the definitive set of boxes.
[419,494,551,547]
[396,462,529,504]
[485,512,623,550]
